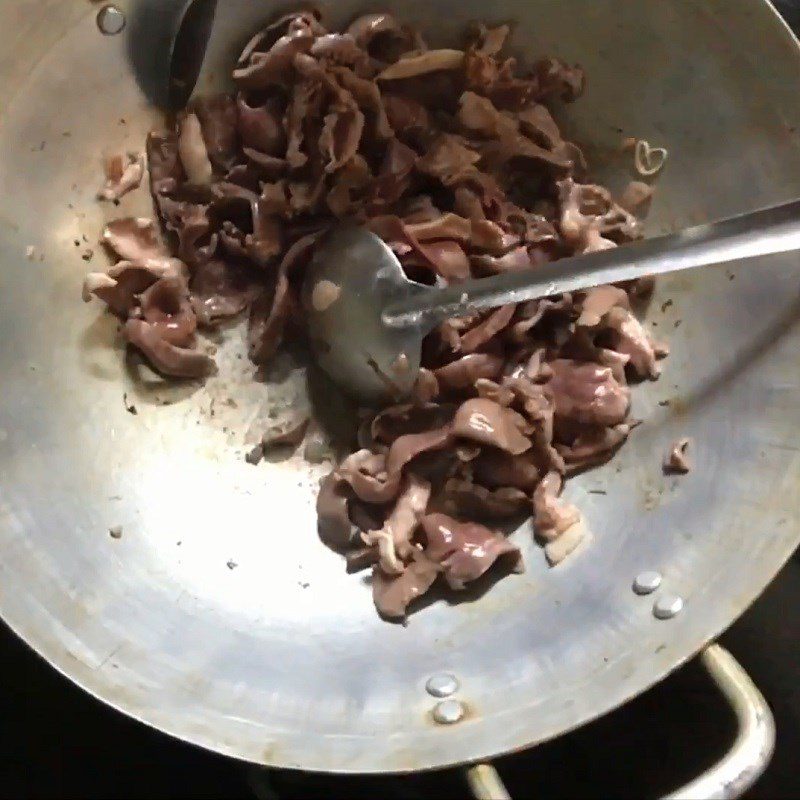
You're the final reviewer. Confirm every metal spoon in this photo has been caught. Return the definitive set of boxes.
[127,0,217,109]
[303,198,800,402]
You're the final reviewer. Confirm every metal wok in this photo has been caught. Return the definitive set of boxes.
[1,0,799,789]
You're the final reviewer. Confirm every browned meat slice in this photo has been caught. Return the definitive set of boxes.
[177,112,214,184]
[190,259,258,326]
[547,359,630,427]
[575,286,629,327]
[420,513,522,589]
[102,217,170,262]
[557,423,636,472]
[382,93,430,137]
[193,94,239,171]
[440,480,529,520]
[459,306,515,353]
[346,12,404,50]
[233,17,316,90]
[336,449,398,504]
[435,353,504,390]
[372,552,441,619]
[605,307,668,379]
[124,319,214,379]
[316,472,354,552]
[139,276,197,347]
[319,94,365,172]
[385,426,454,477]
[371,403,454,445]
[237,95,286,155]
[472,450,540,490]
[418,133,481,186]
[83,258,188,317]
[248,233,319,363]
[146,131,183,195]
[452,399,531,455]
[532,57,585,103]
[362,474,431,573]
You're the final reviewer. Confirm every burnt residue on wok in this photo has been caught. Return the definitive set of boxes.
[82,9,667,620]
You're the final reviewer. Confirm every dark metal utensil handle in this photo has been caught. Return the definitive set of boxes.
[466,644,775,800]
[383,198,800,331]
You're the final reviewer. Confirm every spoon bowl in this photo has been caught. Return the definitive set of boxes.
[302,227,427,403]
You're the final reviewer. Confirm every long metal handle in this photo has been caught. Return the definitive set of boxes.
[465,644,775,800]
[384,198,800,330]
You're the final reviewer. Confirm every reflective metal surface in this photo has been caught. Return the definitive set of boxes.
[1,0,799,775]
[303,226,425,401]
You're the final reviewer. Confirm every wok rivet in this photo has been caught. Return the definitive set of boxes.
[426,673,459,698]
[97,5,126,35]
[653,594,684,620]
[633,571,662,595]
[432,698,465,725]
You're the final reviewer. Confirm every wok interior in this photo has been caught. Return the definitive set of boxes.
[0,0,799,773]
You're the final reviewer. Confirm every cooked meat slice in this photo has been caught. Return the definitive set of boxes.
[248,233,318,363]
[237,95,286,155]
[124,319,214,379]
[605,306,667,379]
[547,359,631,427]
[434,353,505,390]
[544,514,590,566]
[97,152,145,202]
[372,552,441,619]
[664,437,692,474]
[440,480,529,520]
[420,513,522,589]
[190,259,258,326]
[139,276,197,347]
[378,50,464,80]
[193,94,239,171]
[472,451,540,490]
[232,18,316,90]
[83,258,188,316]
[102,218,169,262]
[362,474,431,573]
[177,112,214,184]
[576,286,629,327]
[336,449,399,504]
[532,472,581,542]
[146,131,183,195]
[452,399,531,455]
[316,472,354,552]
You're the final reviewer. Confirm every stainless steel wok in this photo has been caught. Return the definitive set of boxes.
[1,0,799,792]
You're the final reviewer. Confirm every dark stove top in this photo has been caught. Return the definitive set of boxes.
[3,553,799,799]
[4,3,800,797]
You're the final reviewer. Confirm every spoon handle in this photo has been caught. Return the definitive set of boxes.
[382,198,800,330]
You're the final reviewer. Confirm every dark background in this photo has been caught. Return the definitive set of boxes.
[3,2,800,797]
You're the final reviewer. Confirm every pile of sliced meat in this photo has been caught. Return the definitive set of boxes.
[82,9,667,620]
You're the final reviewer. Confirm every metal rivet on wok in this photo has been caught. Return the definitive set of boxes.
[426,673,459,698]
[433,698,465,725]
[97,5,126,35]
[653,594,684,620]
[633,571,662,595]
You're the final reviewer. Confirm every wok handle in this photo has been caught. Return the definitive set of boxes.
[465,644,775,800]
